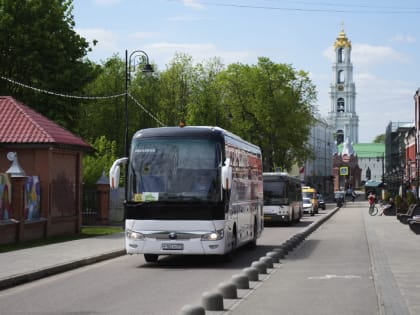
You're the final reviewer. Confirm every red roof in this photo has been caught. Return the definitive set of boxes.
[0,96,92,149]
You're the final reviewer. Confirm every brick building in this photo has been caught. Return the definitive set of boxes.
[0,96,92,244]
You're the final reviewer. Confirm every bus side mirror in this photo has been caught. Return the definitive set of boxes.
[221,158,232,190]
[109,157,128,189]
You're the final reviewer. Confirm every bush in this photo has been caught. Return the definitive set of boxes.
[394,195,402,210]
[383,190,391,202]
[407,191,416,205]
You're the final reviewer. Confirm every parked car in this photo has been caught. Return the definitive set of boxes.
[302,197,315,216]
[302,186,319,214]
[317,194,326,210]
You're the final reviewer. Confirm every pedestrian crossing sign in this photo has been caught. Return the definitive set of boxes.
[340,166,348,176]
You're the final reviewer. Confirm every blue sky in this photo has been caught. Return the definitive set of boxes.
[73,0,420,143]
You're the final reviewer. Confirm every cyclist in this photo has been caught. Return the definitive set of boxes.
[368,192,376,212]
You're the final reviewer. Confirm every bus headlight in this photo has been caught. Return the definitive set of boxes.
[201,229,224,241]
[126,229,145,240]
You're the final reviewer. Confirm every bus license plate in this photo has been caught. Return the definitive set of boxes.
[162,243,184,250]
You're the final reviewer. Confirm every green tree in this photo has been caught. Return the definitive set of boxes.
[83,136,118,186]
[0,0,98,131]
[373,134,385,143]
[79,56,126,155]
[158,53,195,126]
[187,57,227,126]
[218,57,316,171]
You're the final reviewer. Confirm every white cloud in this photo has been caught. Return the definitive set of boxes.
[389,34,416,43]
[166,15,209,22]
[353,72,414,142]
[181,0,204,9]
[129,32,158,40]
[145,41,255,68]
[76,28,119,57]
[92,0,122,6]
[323,43,409,70]
[352,44,408,69]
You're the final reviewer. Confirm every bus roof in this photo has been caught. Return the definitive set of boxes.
[133,126,261,154]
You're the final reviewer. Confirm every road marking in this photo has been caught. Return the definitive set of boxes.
[307,274,362,280]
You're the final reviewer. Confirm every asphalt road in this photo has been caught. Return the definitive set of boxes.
[0,209,326,315]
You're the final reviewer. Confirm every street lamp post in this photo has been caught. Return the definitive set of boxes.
[124,49,153,202]
[125,49,154,159]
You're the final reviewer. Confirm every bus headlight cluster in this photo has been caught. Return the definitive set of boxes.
[126,229,145,240]
[201,229,224,241]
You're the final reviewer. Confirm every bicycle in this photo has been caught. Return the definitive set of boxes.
[369,203,378,216]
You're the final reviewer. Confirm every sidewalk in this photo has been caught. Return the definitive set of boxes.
[221,203,420,315]
[0,232,126,290]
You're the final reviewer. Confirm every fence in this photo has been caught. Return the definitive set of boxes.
[82,187,99,225]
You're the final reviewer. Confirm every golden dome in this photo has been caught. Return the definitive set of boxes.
[334,28,351,48]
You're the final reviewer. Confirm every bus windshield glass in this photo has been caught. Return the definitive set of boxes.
[263,180,287,205]
[128,138,222,202]
[302,191,315,199]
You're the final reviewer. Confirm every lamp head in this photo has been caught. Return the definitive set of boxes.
[142,63,154,73]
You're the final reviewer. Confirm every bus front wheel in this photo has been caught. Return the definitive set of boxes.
[144,254,159,262]
[224,229,237,262]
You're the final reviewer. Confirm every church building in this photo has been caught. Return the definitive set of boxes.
[326,27,359,145]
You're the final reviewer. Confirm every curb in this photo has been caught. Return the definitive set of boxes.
[179,206,341,314]
[0,249,126,291]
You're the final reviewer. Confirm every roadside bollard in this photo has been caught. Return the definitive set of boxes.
[231,274,250,289]
[251,260,267,274]
[201,290,224,311]
[243,267,259,281]
[292,235,302,246]
[266,251,280,263]
[218,281,238,299]
[259,256,274,268]
[179,304,205,315]
[283,240,293,252]
[273,247,286,258]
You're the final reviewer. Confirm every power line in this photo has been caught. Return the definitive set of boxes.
[128,93,165,127]
[0,75,165,125]
[0,75,125,100]
[175,0,420,14]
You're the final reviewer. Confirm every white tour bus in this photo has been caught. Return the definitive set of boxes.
[109,126,264,262]
[263,172,303,224]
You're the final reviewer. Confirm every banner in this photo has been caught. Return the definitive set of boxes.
[0,173,12,220]
[25,176,41,220]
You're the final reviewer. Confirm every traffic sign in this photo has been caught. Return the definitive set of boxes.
[340,166,348,176]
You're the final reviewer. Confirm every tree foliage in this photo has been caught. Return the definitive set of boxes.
[373,134,385,143]
[83,136,118,186]
[217,57,316,171]
[0,0,99,130]
[0,0,318,179]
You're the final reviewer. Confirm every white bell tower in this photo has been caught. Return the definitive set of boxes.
[327,25,359,145]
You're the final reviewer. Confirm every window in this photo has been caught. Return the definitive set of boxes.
[336,130,344,145]
[337,70,344,83]
[338,48,344,63]
[337,98,345,112]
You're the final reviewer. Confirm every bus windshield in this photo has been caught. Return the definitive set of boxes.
[128,138,222,202]
[263,180,287,205]
[302,191,315,199]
